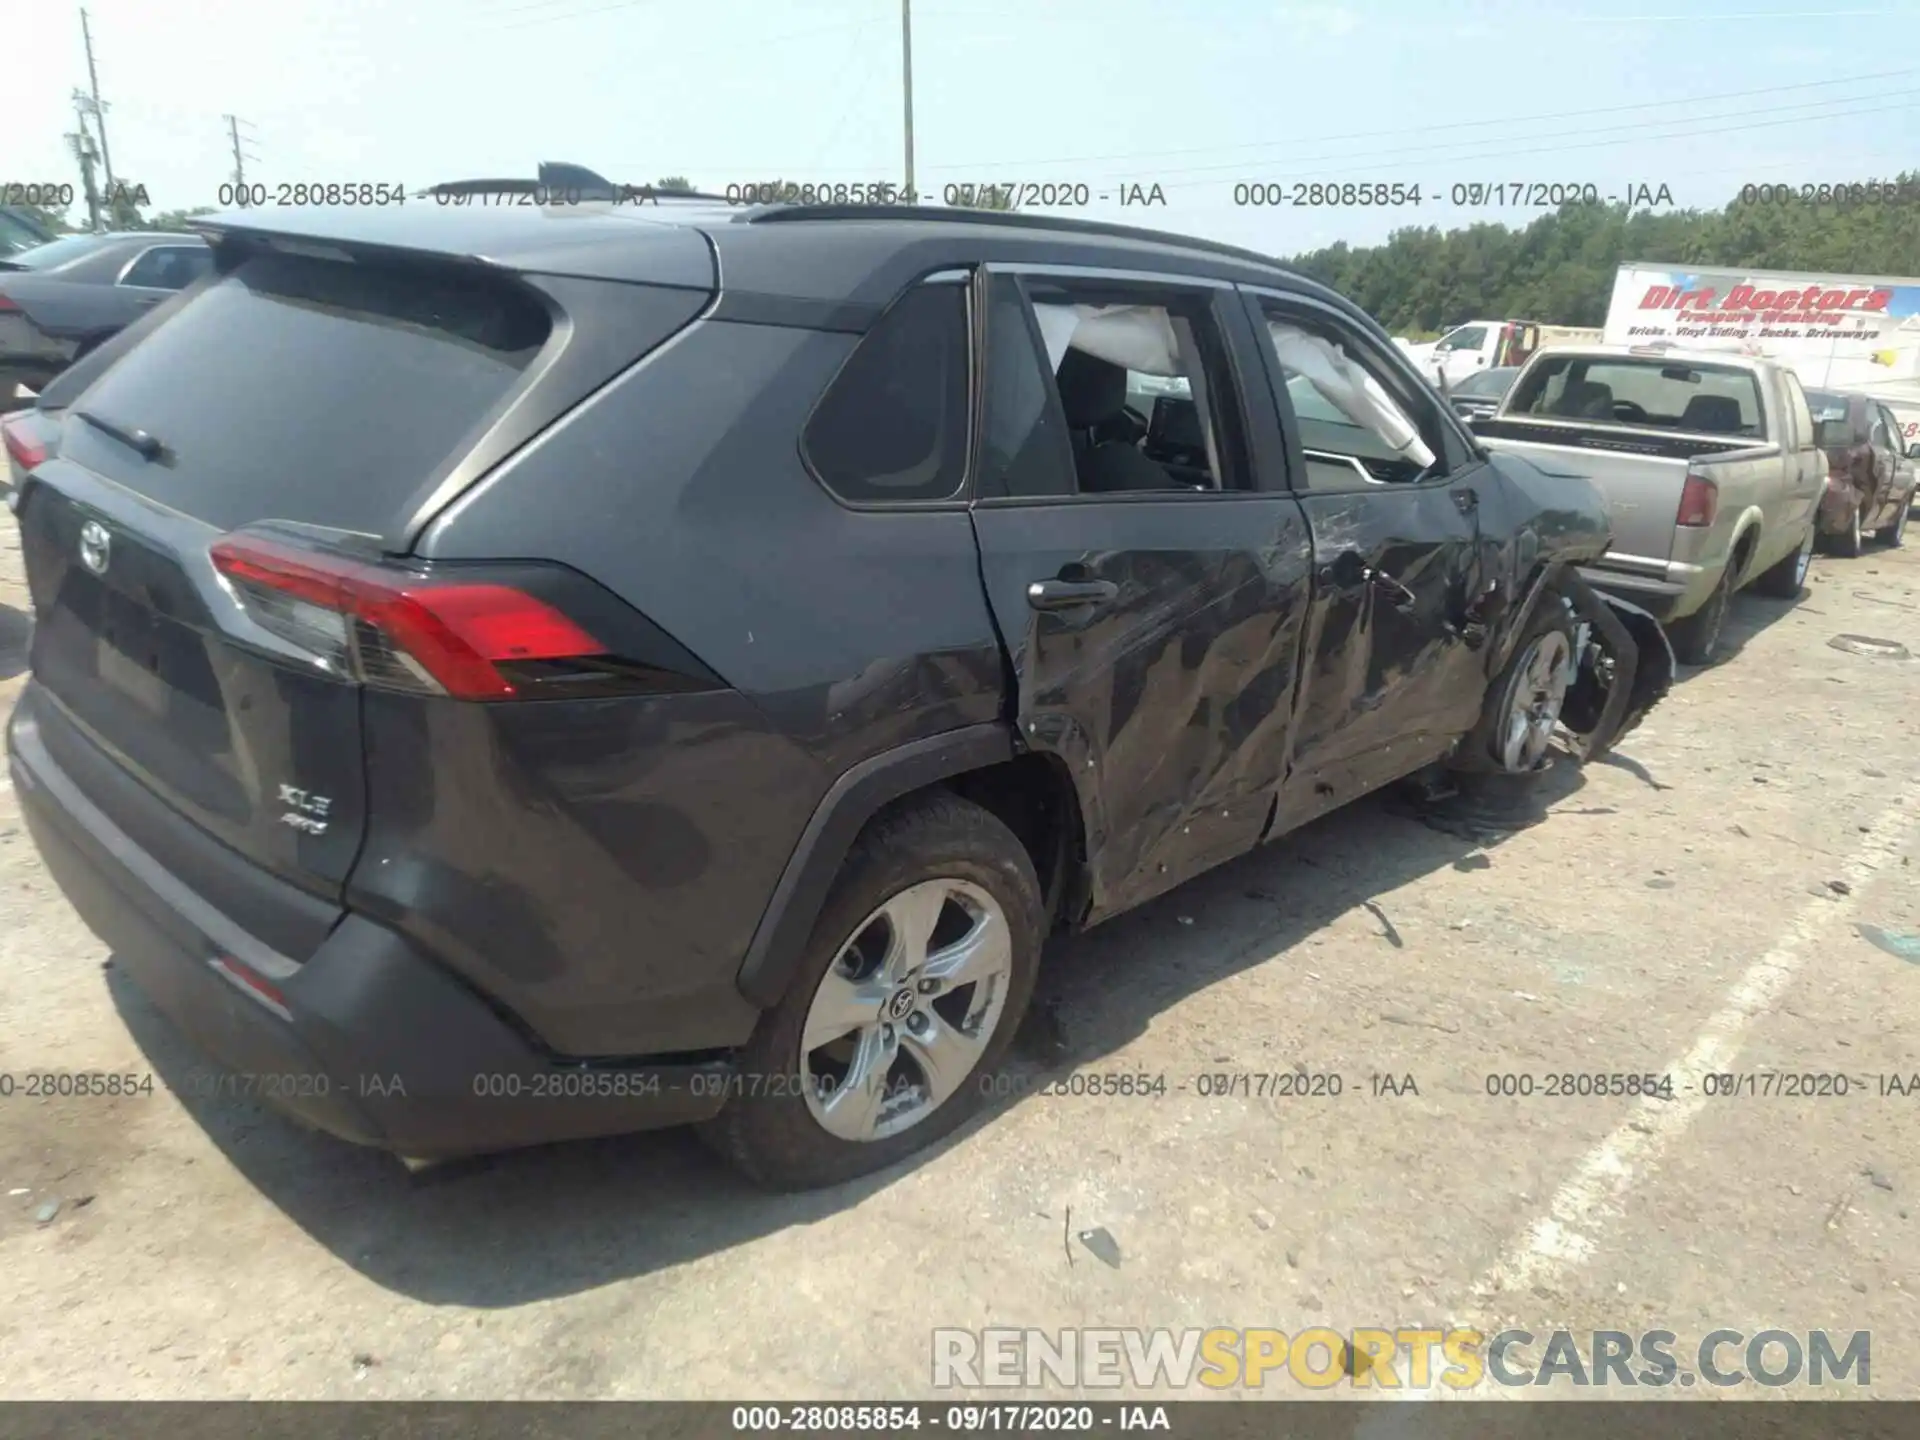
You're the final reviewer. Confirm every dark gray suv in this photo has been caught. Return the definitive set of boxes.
[6,197,1672,1190]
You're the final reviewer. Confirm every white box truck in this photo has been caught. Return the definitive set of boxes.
[1603,262,1920,446]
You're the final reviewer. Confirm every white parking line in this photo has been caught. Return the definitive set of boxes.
[1473,775,1920,1307]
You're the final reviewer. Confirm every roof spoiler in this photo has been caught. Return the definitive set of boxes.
[417,162,732,206]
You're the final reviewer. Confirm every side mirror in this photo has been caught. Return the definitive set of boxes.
[1908,442,1920,460]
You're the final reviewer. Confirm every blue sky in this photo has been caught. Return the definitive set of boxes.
[8,0,1919,256]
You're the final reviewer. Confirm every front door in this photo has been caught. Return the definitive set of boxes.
[1244,290,1494,827]
[968,267,1313,921]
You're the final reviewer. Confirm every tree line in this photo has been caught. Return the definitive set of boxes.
[1286,171,1920,334]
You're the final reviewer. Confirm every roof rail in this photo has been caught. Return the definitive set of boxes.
[738,203,1301,276]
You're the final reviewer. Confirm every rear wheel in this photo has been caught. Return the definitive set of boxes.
[1876,495,1911,547]
[1753,523,1815,599]
[701,792,1043,1191]
[1668,562,1736,666]
[1833,501,1865,558]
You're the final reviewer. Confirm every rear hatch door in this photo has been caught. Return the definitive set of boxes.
[16,226,714,955]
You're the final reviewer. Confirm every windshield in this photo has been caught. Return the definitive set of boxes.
[1505,355,1764,437]
[1453,366,1517,399]
[3,233,121,270]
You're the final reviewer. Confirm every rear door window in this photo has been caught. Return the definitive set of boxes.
[61,250,552,533]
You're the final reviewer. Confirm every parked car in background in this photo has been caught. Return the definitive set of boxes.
[1805,388,1917,555]
[1446,364,1519,422]
[1402,320,1603,388]
[1471,343,1825,665]
[0,207,58,259]
[0,271,202,505]
[7,192,1670,1191]
[0,231,212,411]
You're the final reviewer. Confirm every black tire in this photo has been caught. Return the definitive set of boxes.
[1876,495,1911,547]
[699,791,1044,1191]
[1668,562,1736,666]
[1830,501,1865,558]
[1453,594,1576,776]
[1753,523,1814,599]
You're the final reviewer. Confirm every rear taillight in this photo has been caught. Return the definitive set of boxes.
[2,414,46,470]
[209,532,606,700]
[0,294,19,313]
[1676,473,1718,528]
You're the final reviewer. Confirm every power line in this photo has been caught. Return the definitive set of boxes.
[928,68,1917,171]
[1048,89,1919,189]
[1139,96,1920,193]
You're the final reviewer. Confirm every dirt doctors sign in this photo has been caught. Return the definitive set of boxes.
[1604,263,1920,389]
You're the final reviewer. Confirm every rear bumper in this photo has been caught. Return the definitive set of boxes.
[1817,481,1862,534]
[8,686,731,1159]
[1574,555,1702,624]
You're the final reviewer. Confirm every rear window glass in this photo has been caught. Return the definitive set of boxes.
[1506,356,1763,438]
[1453,366,1516,398]
[802,283,969,504]
[6,234,122,270]
[64,251,550,532]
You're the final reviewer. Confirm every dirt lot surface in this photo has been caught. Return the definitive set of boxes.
[2,511,1918,1404]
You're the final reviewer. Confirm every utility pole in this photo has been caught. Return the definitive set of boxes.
[900,0,915,202]
[224,114,259,200]
[78,8,116,200]
[66,102,102,232]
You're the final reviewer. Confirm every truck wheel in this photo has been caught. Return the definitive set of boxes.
[700,792,1043,1192]
[1833,502,1865,558]
[1876,497,1910,548]
[1457,597,1576,776]
[1667,564,1736,666]
[1753,524,1815,599]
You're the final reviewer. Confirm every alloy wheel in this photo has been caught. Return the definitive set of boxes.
[1499,629,1573,772]
[799,878,1013,1143]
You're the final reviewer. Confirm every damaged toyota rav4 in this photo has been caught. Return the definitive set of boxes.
[6,192,1672,1191]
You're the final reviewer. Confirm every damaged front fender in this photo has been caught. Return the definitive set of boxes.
[1557,573,1674,763]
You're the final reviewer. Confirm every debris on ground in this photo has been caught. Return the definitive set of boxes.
[1828,635,1911,660]
[1251,1208,1275,1231]
[1078,1227,1122,1269]
[1361,900,1404,949]
[1857,925,1920,964]
[1829,879,1853,895]
[33,1200,60,1224]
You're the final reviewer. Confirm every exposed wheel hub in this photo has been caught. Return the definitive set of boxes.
[1498,629,1573,773]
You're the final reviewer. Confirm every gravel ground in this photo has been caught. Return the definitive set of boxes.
[1,512,1918,1402]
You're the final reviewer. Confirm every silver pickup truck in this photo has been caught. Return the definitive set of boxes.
[1468,344,1826,664]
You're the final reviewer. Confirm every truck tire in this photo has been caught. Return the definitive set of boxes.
[1875,496,1910,547]
[1831,501,1865,558]
[700,791,1043,1192]
[1667,563,1736,666]
[1753,523,1815,599]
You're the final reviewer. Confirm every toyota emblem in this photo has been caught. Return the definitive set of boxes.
[79,520,111,576]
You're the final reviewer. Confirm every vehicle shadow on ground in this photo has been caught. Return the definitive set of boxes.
[109,761,1593,1308]
[0,602,30,681]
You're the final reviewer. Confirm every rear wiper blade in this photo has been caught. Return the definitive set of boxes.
[74,409,163,461]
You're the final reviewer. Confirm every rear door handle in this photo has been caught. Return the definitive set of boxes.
[1367,569,1418,611]
[1027,578,1118,611]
